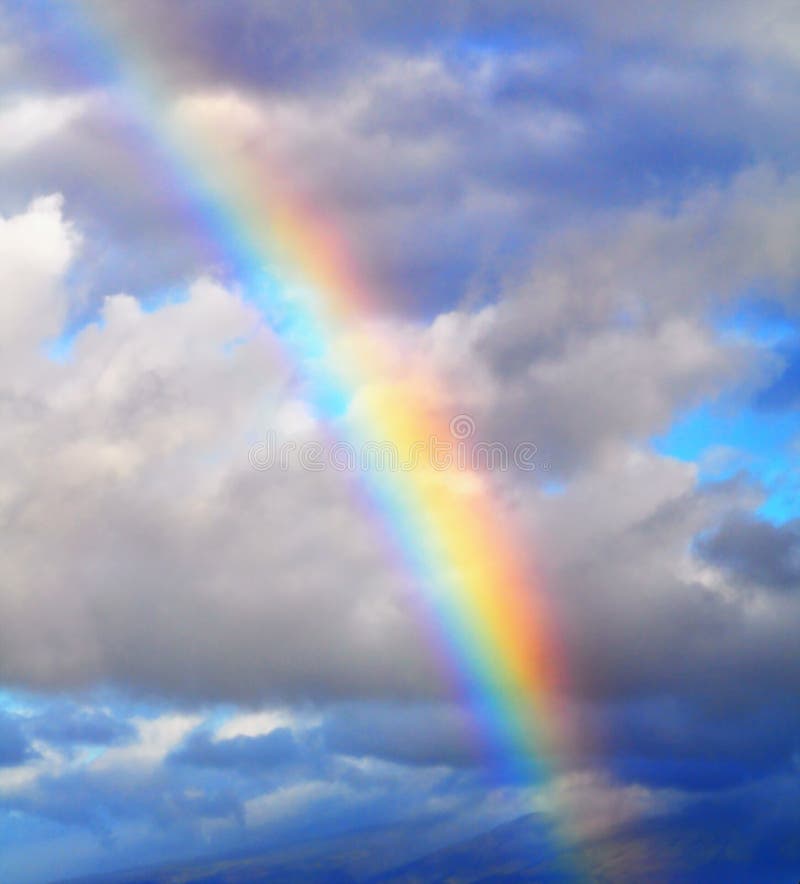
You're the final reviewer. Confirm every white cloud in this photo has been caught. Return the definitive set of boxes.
[0,197,436,703]
[215,710,296,741]
[91,714,202,772]
[0,94,90,161]
[0,194,78,366]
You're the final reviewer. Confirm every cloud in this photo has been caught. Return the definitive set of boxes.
[0,93,89,160]
[697,513,800,592]
[0,194,78,368]
[320,702,481,768]
[26,705,136,748]
[169,727,302,772]
[0,198,441,705]
[0,713,36,768]
[378,167,799,476]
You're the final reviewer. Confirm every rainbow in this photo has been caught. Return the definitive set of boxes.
[61,2,582,872]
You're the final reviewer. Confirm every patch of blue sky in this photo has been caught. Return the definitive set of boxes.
[715,292,799,346]
[654,395,800,524]
[245,276,355,419]
[655,298,800,522]
[200,705,237,734]
[0,686,179,729]
[0,810,67,849]
[450,29,572,62]
[43,331,80,363]
[138,284,191,313]
[540,479,567,497]
[76,745,108,766]
[0,690,33,716]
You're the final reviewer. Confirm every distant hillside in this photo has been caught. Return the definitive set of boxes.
[371,813,572,883]
[59,814,565,884]
[60,807,800,884]
[376,808,800,884]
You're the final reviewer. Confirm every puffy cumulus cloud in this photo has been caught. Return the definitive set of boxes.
[369,167,797,475]
[0,197,442,704]
[0,88,227,302]
[477,316,746,474]
[0,194,79,369]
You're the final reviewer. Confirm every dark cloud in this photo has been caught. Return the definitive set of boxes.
[26,704,136,747]
[321,702,481,768]
[4,0,800,319]
[169,726,302,772]
[0,711,37,767]
[592,693,800,791]
[698,513,800,591]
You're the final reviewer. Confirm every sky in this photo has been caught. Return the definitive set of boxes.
[1,1,800,882]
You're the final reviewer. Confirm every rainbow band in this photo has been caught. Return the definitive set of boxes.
[63,2,582,873]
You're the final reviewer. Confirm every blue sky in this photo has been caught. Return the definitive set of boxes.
[1,2,800,882]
